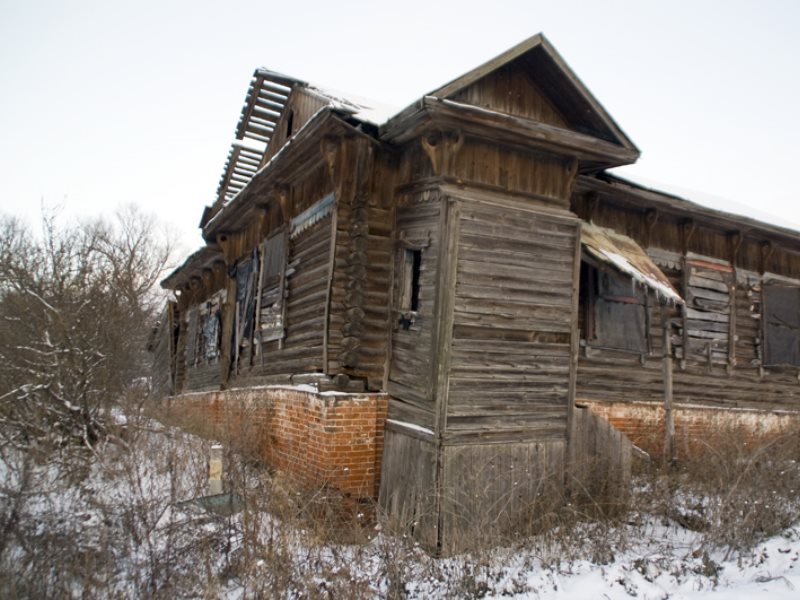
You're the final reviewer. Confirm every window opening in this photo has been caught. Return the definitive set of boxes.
[398,248,422,330]
[286,109,294,138]
[401,248,422,312]
[582,262,647,353]
[763,284,800,366]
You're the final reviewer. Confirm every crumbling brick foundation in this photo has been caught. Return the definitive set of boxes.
[581,399,800,460]
[168,386,388,498]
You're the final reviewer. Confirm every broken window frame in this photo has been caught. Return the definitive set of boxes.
[254,226,289,354]
[233,251,259,370]
[581,260,648,354]
[395,241,425,331]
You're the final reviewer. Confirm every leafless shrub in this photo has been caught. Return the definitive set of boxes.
[632,424,800,558]
[0,206,174,455]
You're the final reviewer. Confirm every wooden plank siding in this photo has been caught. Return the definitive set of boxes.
[234,209,333,383]
[439,439,566,553]
[572,185,800,411]
[378,425,439,549]
[576,256,800,409]
[444,196,580,441]
[259,88,331,168]
[450,59,569,129]
[387,195,442,429]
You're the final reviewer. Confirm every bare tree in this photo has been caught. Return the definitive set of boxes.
[0,205,173,451]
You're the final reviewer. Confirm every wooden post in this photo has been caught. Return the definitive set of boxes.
[662,318,675,464]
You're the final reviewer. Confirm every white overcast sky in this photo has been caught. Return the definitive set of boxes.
[1,0,799,254]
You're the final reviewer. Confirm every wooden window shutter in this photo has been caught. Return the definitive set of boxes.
[764,284,800,366]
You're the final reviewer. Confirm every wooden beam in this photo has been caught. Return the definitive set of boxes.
[644,208,659,248]
[585,191,599,224]
[727,231,743,370]
[662,319,675,464]
[680,219,696,256]
[417,98,639,166]
[759,240,775,275]
[420,129,464,177]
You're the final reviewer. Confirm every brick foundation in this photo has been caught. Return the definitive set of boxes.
[581,399,800,459]
[168,386,388,498]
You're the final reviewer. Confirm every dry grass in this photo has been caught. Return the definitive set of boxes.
[2,401,800,598]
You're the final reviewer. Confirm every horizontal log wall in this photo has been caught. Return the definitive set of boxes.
[576,256,800,409]
[235,212,333,383]
[325,137,394,388]
[387,195,441,429]
[573,190,800,410]
[445,196,579,441]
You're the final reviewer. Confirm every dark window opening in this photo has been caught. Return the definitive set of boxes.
[409,249,421,311]
[401,248,422,312]
[286,109,295,137]
[581,262,647,353]
[398,248,422,330]
[764,284,800,366]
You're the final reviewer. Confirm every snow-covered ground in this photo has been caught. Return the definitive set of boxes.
[1,416,798,598]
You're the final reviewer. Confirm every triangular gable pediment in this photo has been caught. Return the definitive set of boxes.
[429,34,638,153]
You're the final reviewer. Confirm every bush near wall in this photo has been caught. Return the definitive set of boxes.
[581,399,800,460]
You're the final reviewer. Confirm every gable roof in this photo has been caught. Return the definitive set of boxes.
[426,33,638,153]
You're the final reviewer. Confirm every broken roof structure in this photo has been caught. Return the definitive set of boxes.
[155,34,800,553]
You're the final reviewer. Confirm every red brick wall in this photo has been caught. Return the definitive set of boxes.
[168,387,388,498]
[581,399,800,460]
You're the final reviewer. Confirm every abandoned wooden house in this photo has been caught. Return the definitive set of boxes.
[153,33,800,550]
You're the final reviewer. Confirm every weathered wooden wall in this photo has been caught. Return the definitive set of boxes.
[233,196,333,383]
[444,193,579,442]
[572,187,800,410]
[378,424,439,549]
[451,59,569,128]
[439,439,566,553]
[568,404,632,509]
[259,88,330,167]
[386,191,442,428]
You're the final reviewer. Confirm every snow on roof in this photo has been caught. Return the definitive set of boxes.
[306,85,399,127]
[210,72,398,219]
[610,172,800,234]
[581,221,683,304]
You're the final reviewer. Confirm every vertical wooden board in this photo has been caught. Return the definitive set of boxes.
[439,440,566,553]
[450,61,569,128]
[567,408,632,511]
[378,428,439,549]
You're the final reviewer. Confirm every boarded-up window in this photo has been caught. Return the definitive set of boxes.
[200,290,225,362]
[256,229,288,344]
[234,253,258,354]
[681,259,732,364]
[584,264,647,353]
[764,284,800,366]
